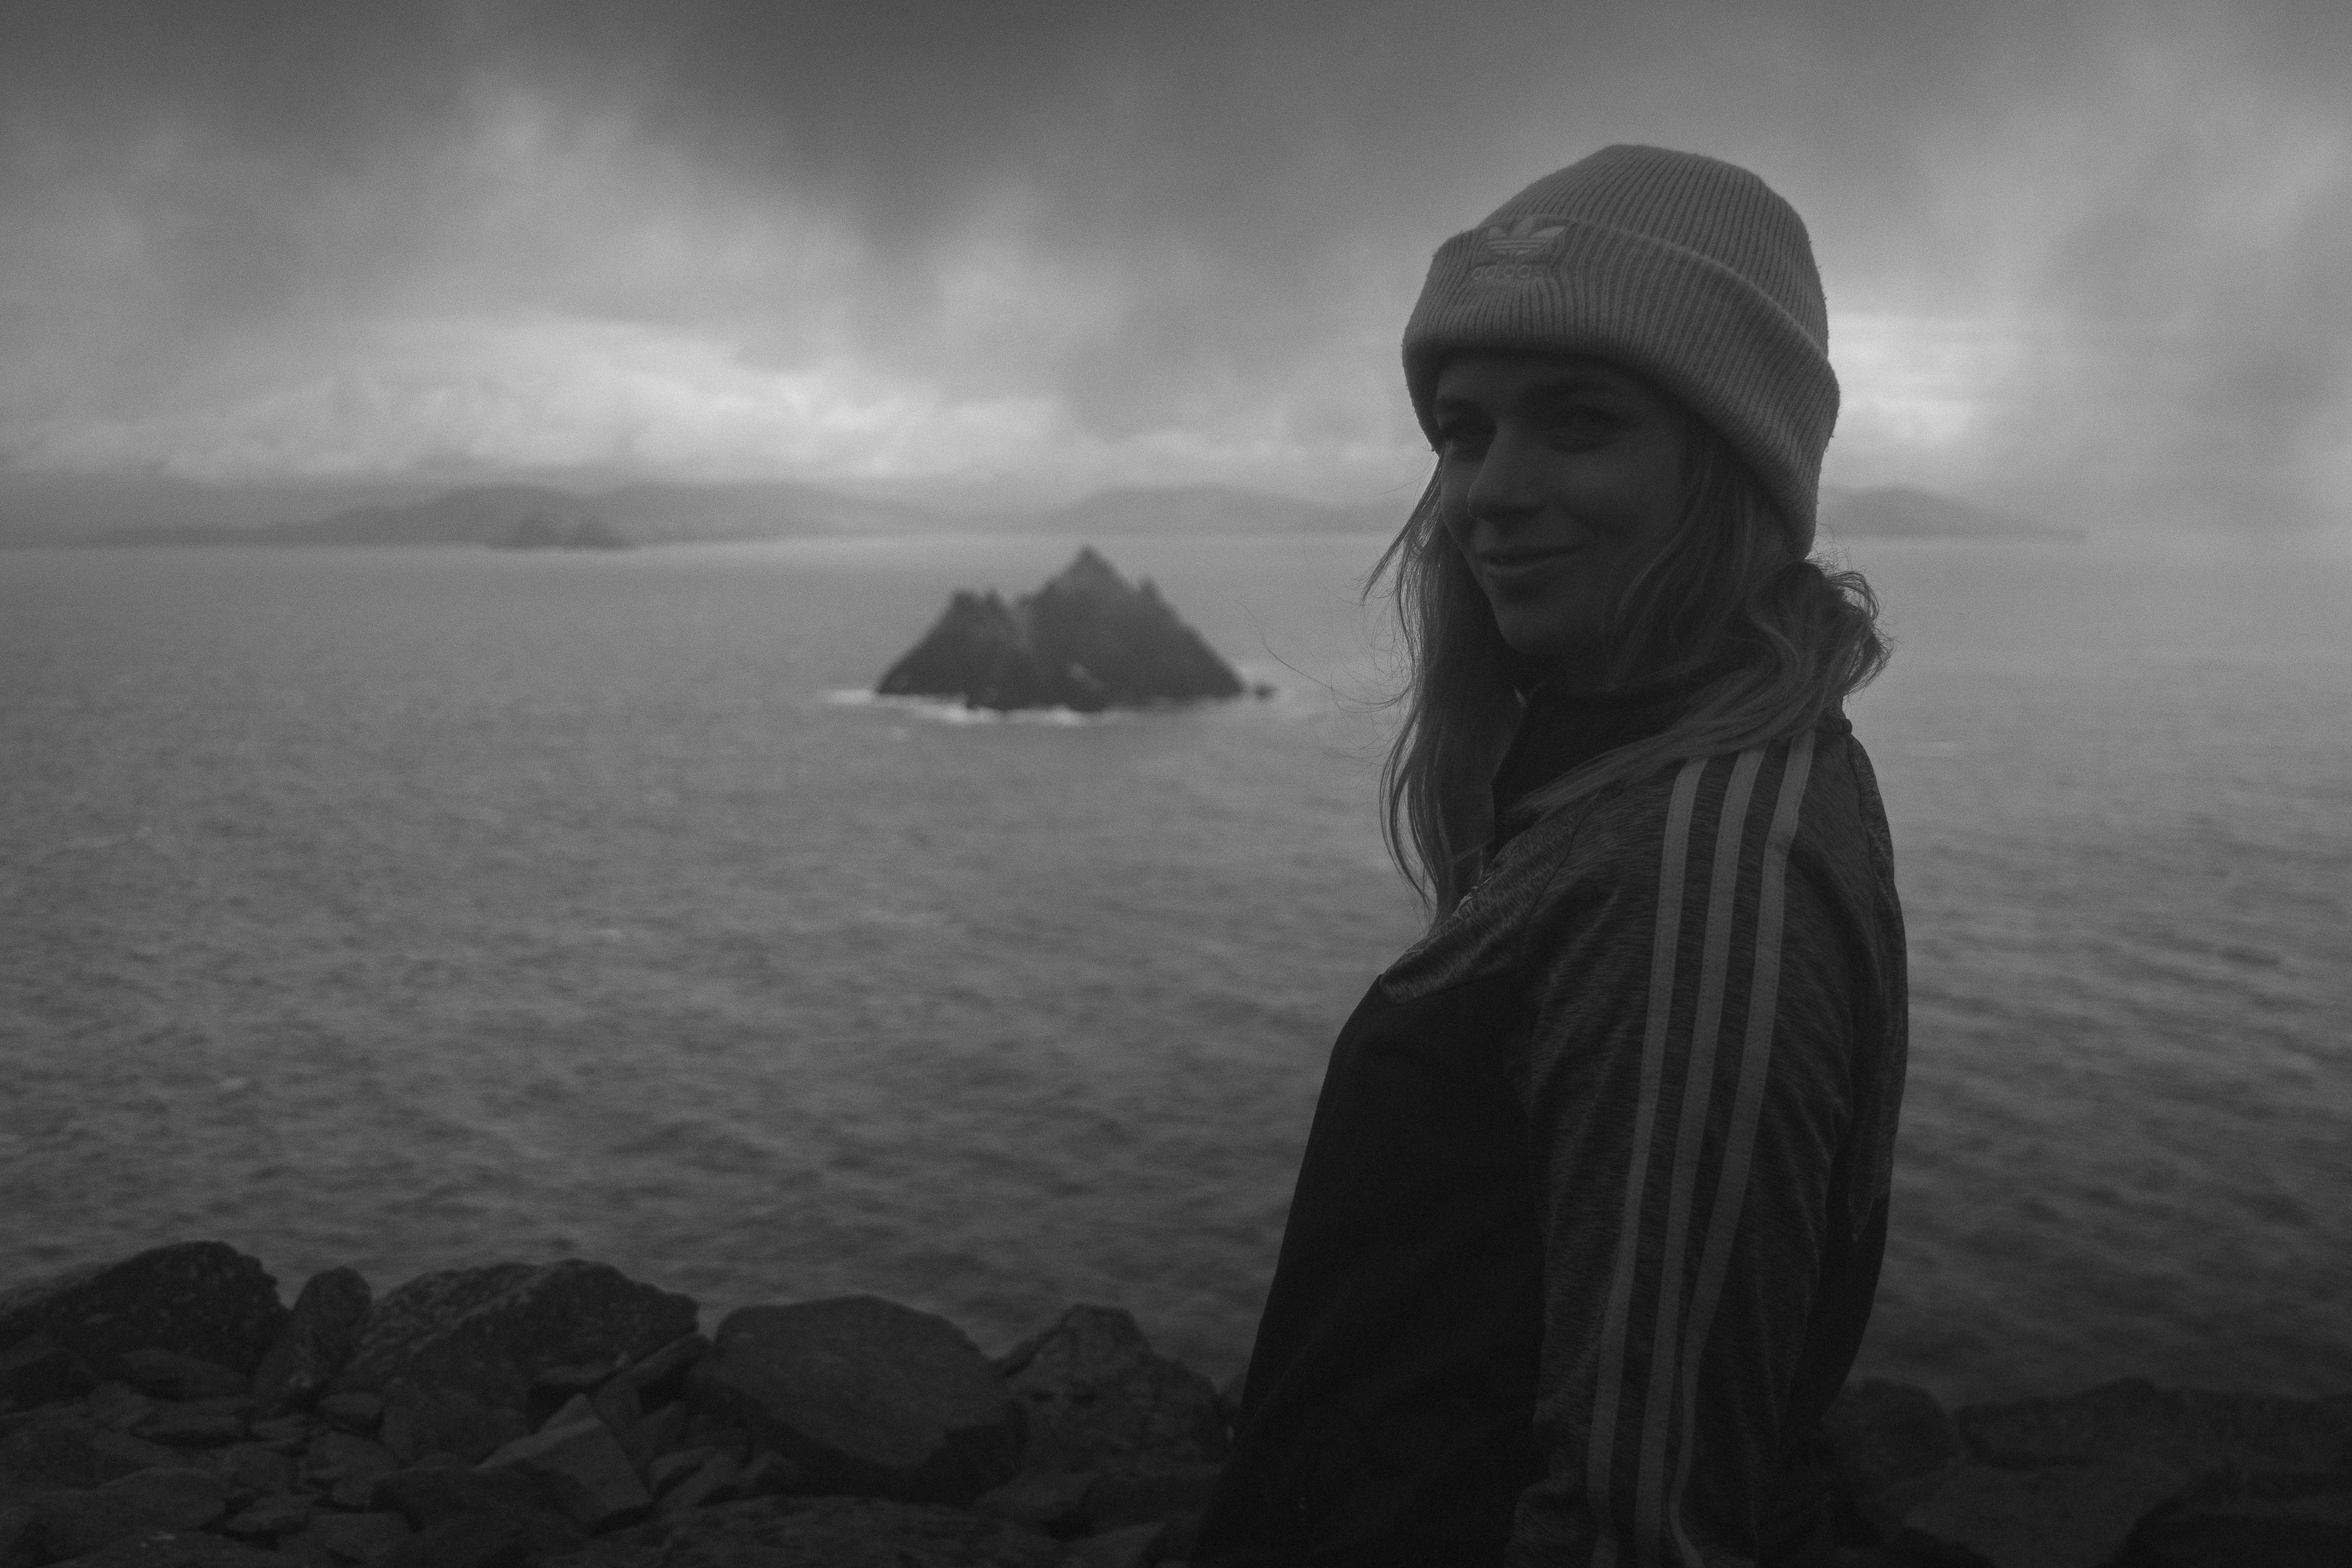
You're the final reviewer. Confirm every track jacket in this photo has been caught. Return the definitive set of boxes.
[1197,679,1909,1567]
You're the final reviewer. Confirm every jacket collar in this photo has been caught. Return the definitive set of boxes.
[1486,665,1719,851]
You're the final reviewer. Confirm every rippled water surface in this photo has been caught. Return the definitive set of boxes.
[4,531,2347,1403]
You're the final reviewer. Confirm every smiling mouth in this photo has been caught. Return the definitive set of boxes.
[1477,546,1579,582]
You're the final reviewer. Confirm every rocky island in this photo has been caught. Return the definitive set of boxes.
[2,1242,2348,1566]
[878,549,1258,713]
[490,513,630,551]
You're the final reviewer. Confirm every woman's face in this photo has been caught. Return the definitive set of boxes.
[1431,351,1691,670]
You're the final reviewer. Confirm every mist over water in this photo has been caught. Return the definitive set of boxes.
[3,531,2347,1404]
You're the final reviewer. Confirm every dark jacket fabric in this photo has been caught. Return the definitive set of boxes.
[1197,685,1908,1567]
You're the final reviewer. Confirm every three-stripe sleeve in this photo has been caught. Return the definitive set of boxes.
[1505,733,1854,1567]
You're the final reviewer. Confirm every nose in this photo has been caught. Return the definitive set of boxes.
[1461,428,1544,538]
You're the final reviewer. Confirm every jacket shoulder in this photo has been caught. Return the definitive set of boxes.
[1377,722,1894,1001]
[1517,722,1891,958]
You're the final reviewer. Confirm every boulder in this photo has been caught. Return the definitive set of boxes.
[678,1422,748,1468]
[618,1402,688,1472]
[0,1244,288,1379]
[0,1504,34,1568]
[996,1305,1227,1476]
[302,1429,399,1508]
[88,1383,162,1432]
[0,1334,93,1413]
[0,1408,177,1500]
[190,1440,297,1504]
[686,1296,1024,1506]
[368,1462,588,1558]
[377,1381,527,1465]
[376,1511,535,1568]
[590,1379,640,1439]
[1063,1521,1161,1568]
[335,1262,698,1411]
[29,1465,229,1558]
[1079,1463,1221,1534]
[1150,1508,1201,1561]
[656,1452,746,1515]
[253,1269,372,1414]
[478,1409,652,1531]
[305,1508,413,1561]
[136,1401,249,1448]
[602,1334,708,1411]
[1895,1454,2186,1568]
[316,1394,384,1434]
[544,1494,1062,1567]
[115,1350,249,1402]
[2120,1475,2352,1567]
[219,1489,312,1538]
[245,1416,312,1454]
[1956,1379,2352,1481]
[1823,1379,1967,1538]
[644,1448,716,1498]
[971,1468,1096,1535]
[535,1393,596,1434]
[877,548,1247,713]
[40,1532,286,1566]
[733,1452,794,1498]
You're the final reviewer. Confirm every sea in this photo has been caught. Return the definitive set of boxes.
[3,529,2347,1408]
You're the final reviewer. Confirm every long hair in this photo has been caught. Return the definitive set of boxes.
[1370,420,1889,916]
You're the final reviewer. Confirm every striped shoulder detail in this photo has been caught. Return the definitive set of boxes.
[1579,730,1817,1568]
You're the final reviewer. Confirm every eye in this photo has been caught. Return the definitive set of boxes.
[1433,416,1491,457]
[1543,405,1623,448]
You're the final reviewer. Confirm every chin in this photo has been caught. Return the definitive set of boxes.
[1492,614,1599,665]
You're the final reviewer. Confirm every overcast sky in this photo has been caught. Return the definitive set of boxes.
[3,0,2347,531]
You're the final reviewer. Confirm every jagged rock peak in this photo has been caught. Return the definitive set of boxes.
[1044,544,1127,596]
[875,547,1251,713]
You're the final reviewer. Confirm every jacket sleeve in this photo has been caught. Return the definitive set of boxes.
[1503,733,1858,1566]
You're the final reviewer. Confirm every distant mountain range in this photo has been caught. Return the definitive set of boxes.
[1819,485,2079,540]
[49,479,1401,548]
[7,475,2072,548]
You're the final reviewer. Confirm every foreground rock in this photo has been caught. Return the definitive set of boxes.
[685,1296,1024,1505]
[984,1305,1227,1537]
[1895,1454,2186,1568]
[370,1463,587,1560]
[1823,1378,1965,1538]
[479,1399,652,1530]
[26,1466,227,1558]
[1824,1376,2352,1568]
[1955,1378,2352,1480]
[335,1261,699,1411]
[40,1534,286,1566]
[2125,1480,2352,1567]
[877,547,1250,711]
[0,1245,287,1381]
[8,1241,2348,1567]
[544,1495,1061,1567]
[250,1270,371,1416]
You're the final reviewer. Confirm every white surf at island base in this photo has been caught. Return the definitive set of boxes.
[4,529,2347,1406]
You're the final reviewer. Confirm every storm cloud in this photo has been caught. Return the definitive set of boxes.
[3,0,2347,530]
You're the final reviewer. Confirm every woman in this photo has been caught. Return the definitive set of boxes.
[1195,146,1908,1566]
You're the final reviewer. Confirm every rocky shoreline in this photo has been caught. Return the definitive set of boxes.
[1,1243,2344,1567]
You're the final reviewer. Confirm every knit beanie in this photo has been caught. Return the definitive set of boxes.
[1402,144,1838,552]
